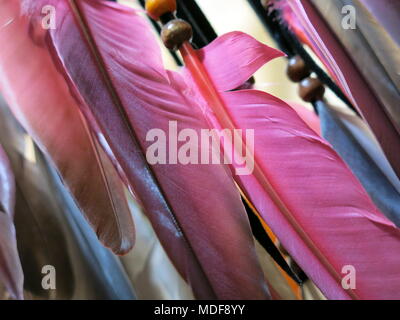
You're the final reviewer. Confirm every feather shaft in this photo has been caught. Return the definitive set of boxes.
[181,42,358,299]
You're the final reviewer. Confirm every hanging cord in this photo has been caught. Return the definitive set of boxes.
[247,0,360,116]
[137,0,182,65]
[175,0,217,48]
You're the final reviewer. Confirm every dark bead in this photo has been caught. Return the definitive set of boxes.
[299,77,325,102]
[287,56,311,83]
[161,19,193,51]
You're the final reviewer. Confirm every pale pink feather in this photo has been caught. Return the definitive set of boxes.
[6,0,400,300]
[0,0,135,255]
[11,0,271,299]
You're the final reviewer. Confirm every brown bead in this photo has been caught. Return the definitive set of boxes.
[299,77,325,102]
[287,56,310,82]
[161,19,193,51]
[145,0,177,21]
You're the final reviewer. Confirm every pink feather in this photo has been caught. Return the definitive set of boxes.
[0,0,135,255]
[3,0,271,299]
[3,0,400,300]
[288,102,321,135]
[218,90,400,299]
[71,0,400,299]
[180,13,400,300]
[270,0,313,48]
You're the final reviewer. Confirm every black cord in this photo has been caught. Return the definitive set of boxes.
[138,0,183,66]
[277,19,360,116]
[247,0,360,116]
[247,0,295,57]
[244,201,306,285]
[176,0,217,48]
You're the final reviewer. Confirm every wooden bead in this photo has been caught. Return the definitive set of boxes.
[145,0,177,21]
[161,19,193,51]
[287,56,310,83]
[299,78,325,102]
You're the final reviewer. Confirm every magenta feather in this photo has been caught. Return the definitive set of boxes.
[0,0,135,255]
[3,0,400,300]
[180,35,400,298]
[180,8,400,300]
[2,0,270,299]
[217,90,400,299]
[180,36,400,299]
